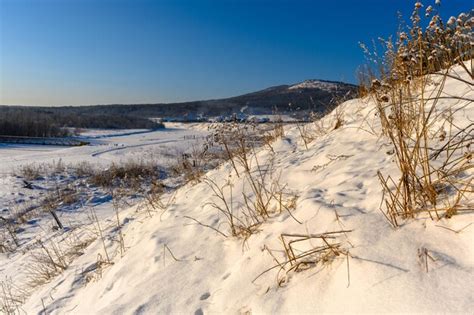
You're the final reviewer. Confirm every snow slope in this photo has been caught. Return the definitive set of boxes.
[288,80,342,91]
[10,65,474,313]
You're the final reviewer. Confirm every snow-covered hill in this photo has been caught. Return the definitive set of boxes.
[3,64,473,314]
[288,79,342,91]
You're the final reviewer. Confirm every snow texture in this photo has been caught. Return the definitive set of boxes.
[1,64,473,314]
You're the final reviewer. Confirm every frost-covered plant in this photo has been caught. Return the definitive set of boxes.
[360,1,473,86]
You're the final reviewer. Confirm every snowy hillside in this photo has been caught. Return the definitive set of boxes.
[0,62,466,314]
[288,79,342,91]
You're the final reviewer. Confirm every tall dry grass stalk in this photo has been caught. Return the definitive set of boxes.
[360,2,473,226]
[0,278,26,315]
[187,122,299,238]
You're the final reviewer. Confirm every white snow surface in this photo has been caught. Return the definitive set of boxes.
[0,123,209,213]
[3,65,474,314]
[288,80,342,91]
[0,123,208,174]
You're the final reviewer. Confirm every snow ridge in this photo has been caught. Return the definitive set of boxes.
[288,80,341,91]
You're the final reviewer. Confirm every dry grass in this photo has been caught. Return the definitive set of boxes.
[255,230,352,286]
[360,2,473,226]
[139,182,176,220]
[0,218,20,253]
[24,230,96,289]
[170,150,206,184]
[185,122,299,239]
[0,278,27,315]
[110,188,127,257]
[418,247,436,272]
[73,161,95,178]
[295,122,315,150]
[201,176,261,238]
[291,102,348,147]
[25,239,69,287]
[88,208,111,264]
[17,159,68,180]
[197,170,298,240]
[89,160,159,189]
[17,164,43,181]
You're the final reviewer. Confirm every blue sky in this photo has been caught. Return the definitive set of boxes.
[0,0,470,106]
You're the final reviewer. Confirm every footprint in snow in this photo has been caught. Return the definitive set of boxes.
[194,308,204,315]
[222,273,230,280]
[200,292,210,300]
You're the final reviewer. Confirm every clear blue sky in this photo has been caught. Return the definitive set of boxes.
[0,0,470,106]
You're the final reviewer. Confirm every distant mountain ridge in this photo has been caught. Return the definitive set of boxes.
[0,79,357,122]
[75,79,356,120]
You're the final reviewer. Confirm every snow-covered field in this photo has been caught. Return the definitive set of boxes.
[0,123,208,203]
[0,123,213,312]
[0,124,208,172]
[1,65,473,314]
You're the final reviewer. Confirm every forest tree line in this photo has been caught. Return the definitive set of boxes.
[0,107,163,137]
